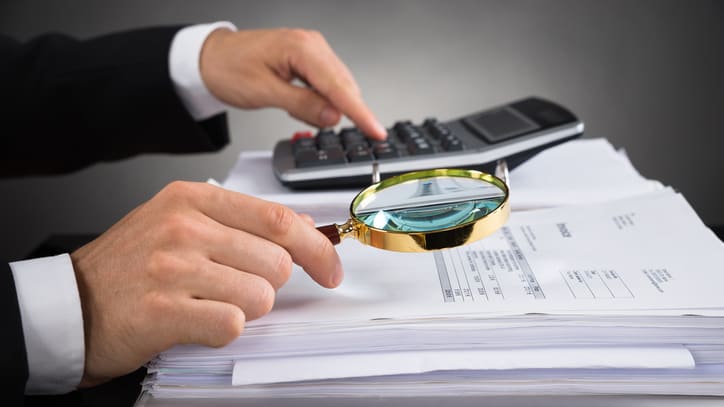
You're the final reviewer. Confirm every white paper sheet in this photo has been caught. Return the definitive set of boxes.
[232,346,694,385]
[246,188,724,329]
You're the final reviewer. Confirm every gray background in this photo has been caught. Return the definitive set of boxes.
[1,0,722,261]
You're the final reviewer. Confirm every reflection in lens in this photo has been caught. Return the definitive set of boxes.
[354,176,506,232]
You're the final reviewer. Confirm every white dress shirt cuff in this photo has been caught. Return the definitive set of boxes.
[10,254,84,394]
[169,21,237,120]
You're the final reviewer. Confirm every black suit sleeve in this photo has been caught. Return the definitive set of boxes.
[0,26,230,176]
[0,262,28,402]
[0,26,231,401]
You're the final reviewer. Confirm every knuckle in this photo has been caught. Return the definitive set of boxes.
[287,28,315,43]
[271,250,293,288]
[263,203,295,238]
[161,180,196,200]
[143,291,174,319]
[287,29,327,55]
[160,212,202,244]
[305,29,324,41]
[158,181,213,208]
[250,282,276,320]
[212,307,245,346]
[146,251,180,283]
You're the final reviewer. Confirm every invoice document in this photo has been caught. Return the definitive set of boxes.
[253,188,724,328]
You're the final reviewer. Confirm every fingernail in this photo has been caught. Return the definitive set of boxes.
[374,121,388,139]
[319,106,339,125]
[331,262,344,287]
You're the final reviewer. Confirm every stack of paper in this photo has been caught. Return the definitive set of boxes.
[138,139,724,401]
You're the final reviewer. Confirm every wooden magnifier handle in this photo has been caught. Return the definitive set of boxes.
[317,224,341,245]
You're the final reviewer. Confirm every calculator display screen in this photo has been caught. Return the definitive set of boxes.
[464,107,540,143]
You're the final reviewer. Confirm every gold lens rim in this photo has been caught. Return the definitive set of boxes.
[343,168,510,252]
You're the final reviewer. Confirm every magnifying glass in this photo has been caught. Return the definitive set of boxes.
[317,166,510,252]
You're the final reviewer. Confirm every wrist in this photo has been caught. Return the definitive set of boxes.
[169,22,237,120]
[199,27,235,106]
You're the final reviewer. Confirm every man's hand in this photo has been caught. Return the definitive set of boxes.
[198,27,387,140]
[70,181,342,387]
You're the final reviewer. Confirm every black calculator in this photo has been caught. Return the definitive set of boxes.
[272,96,584,189]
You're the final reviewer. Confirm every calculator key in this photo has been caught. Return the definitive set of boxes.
[317,129,336,137]
[393,120,412,132]
[408,128,425,140]
[441,134,464,151]
[423,118,438,130]
[295,148,347,167]
[426,121,452,140]
[393,121,416,142]
[292,137,317,154]
[404,130,426,143]
[340,128,368,149]
[317,130,342,150]
[407,138,434,155]
[347,145,373,162]
[294,149,319,166]
[372,142,399,160]
[423,117,438,127]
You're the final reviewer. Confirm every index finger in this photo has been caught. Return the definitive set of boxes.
[198,185,343,289]
[292,33,387,140]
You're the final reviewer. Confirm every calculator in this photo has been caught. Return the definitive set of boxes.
[272,96,584,189]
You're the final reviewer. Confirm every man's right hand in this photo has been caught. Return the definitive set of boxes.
[70,181,342,387]
[198,27,388,140]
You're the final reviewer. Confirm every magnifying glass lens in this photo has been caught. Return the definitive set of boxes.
[317,169,510,252]
[353,176,506,233]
